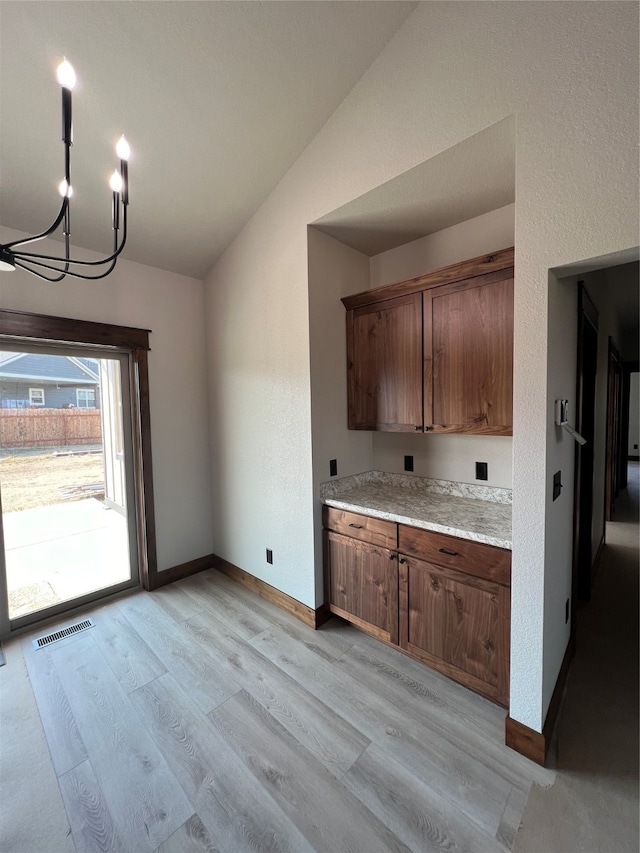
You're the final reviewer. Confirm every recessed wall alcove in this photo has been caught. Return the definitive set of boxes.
[307,116,517,601]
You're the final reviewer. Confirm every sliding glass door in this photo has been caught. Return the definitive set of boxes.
[0,344,140,632]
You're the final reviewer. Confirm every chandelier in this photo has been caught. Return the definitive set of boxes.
[0,59,130,282]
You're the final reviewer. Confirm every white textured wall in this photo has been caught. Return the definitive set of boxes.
[203,205,317,606]
[542,273,578,715]
[204,2,639,730]
[629,373,640,456]
[369,205,515,488]
[308,229,373,601]
[0,228,213,572]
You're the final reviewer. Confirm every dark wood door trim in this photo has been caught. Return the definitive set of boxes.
[0,309,158,593]
[573,283,599,605]
[0,308,150,351]
[580,285,599,332]
[605,338,623,521]
[131,349,157,589]
[621,361,640,482]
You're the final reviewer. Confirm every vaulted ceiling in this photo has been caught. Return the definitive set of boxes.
[0,1,417,279]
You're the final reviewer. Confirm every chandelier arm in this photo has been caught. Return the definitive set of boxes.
[9,207,127,270]
[3,197,69,250]
[11,236,127,269]
[11,222,72,282]
[13,260,69,283]
[10,213,127,282]
[13,254,120,281]
[10,207,128,268]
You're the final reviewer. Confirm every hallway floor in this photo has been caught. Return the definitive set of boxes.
[513,462,639,852]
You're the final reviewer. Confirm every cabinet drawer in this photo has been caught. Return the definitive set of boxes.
[398,525,511,586]
[323,506,397,548]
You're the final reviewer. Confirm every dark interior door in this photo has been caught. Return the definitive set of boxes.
[574,284,598,604]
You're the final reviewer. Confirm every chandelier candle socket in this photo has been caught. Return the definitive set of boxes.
[0,59,131,281]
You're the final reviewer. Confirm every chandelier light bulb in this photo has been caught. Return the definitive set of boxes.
[116,135,130,161]
[58,179,73,198]
[56,58,76,90]
[109,170,123,193]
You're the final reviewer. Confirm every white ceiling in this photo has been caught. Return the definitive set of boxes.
[0,1,417,279]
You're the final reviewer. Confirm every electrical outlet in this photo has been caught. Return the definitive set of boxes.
[404,455,414,472]
[565,598,570,624]
[329,459,337,477]
[475,462,488,481]
[553,470,562,501]
[266,549,273,564]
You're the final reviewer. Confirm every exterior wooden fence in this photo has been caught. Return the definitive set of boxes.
[0,409,102,449]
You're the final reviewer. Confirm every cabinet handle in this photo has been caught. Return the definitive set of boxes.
[389,554,396,561]
[424,425,432,432]
[348,523,364,529]
[439,547,458,557]
[398,557,406,564]
[414,425,422,431]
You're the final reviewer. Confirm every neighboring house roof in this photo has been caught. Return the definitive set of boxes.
[76,357,99,375]
[0,353,99,385]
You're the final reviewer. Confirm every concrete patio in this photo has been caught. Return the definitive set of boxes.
[4,498,131,620]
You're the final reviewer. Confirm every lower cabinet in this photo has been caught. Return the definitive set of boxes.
[325,531,398,644]
[398,555,510,706]
[323,505,511,706]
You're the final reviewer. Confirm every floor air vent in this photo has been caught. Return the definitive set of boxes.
[32,618,95,649]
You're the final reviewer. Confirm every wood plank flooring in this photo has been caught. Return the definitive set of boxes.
[1,569,554,852]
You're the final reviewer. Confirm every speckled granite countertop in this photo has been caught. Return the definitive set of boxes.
[320,471,512,550]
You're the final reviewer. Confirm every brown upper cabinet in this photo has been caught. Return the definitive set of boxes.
[342,248,514,435]
[347,292,423,432]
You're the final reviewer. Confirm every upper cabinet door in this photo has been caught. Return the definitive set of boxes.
[347,292,422,431]
[424,272,514,434]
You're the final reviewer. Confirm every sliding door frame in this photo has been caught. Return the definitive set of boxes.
[0,309,158,638]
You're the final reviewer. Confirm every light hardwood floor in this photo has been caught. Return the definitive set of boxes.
[1,569,553,853]
[512,462,640,851]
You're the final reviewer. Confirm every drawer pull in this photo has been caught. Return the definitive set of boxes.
[389,554,396,561]
[348,523,364,529]
[439,547,459,557]
[398,557,406,564]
